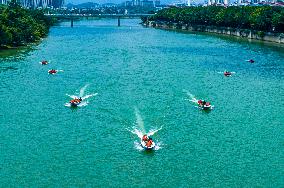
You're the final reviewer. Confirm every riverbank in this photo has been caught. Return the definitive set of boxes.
[143,6,284,45]
[144,21,284,44]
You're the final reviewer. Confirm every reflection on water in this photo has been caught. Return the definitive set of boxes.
[163,28,284,54]
[0,66,18,73]
[0,43,38,60]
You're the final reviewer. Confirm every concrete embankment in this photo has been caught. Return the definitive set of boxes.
[145,21,284,44]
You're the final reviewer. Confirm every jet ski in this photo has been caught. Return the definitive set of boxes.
[224,71,232,77]
[48,69,57,74]
[41,60,48,65]
[247,59,255,63]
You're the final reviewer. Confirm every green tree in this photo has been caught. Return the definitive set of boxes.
[147,6,284,33]
[0,0,54,47]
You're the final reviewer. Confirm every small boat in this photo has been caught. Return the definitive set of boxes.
[41,60,48,65]
[141,139,155,150]
[224,71,232,77]
[48,69,57,74]
[247,59,255,63]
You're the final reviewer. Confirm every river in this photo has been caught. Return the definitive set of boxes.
[0,19,283,187]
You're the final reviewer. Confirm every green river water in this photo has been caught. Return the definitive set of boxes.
[0,19,283,187]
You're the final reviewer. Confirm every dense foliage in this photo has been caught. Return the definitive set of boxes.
[0,0,54,48]
[149,6,284,33]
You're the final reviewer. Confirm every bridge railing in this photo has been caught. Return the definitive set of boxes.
[45,13,154,27]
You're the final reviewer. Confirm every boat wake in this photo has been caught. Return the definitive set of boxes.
[183,89,198,103]
[217,71,236,74]
[65,84,98,107]
[127,108,163,151]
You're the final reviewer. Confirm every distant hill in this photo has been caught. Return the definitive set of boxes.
[66,2,100,9]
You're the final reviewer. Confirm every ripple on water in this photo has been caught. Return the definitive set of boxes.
[0,19,283,187]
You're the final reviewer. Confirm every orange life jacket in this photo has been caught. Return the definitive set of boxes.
[146,140,152,147]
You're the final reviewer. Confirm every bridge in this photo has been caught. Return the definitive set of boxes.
[45,14,154,27]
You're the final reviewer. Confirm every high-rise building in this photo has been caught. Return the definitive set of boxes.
[1,0,8,4]
[187,0,191,6]
[0,0,65,8]
[141,0,154,7]
[207,0,281,5]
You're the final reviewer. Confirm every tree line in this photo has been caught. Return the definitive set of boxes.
[0,0,54,48]
[148,6,284,33]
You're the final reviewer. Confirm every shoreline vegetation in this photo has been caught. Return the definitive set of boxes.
[0,0,55,50]
[142,6,284,44]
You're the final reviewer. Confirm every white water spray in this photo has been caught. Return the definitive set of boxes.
[79,84,89,98]
[65,84,98,108]
[148,126,163,137]
[128,108,163,150]
[217,71,236,74]
[134,107,146,135]
[82,94,98,100]
[183,89,198,103]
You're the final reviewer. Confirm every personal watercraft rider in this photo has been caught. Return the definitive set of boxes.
[198,100,206,106]
[48,69,57,74]
[70,98,82,103]
[142,135,148,142]
[146,138,153,147]
[248,59,255,63]
[224,71,232,76]
[41,60,48,65]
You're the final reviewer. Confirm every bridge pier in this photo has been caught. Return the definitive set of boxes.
[146,17,149,27]
[71,18,74,27]
[118,17,120,27]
